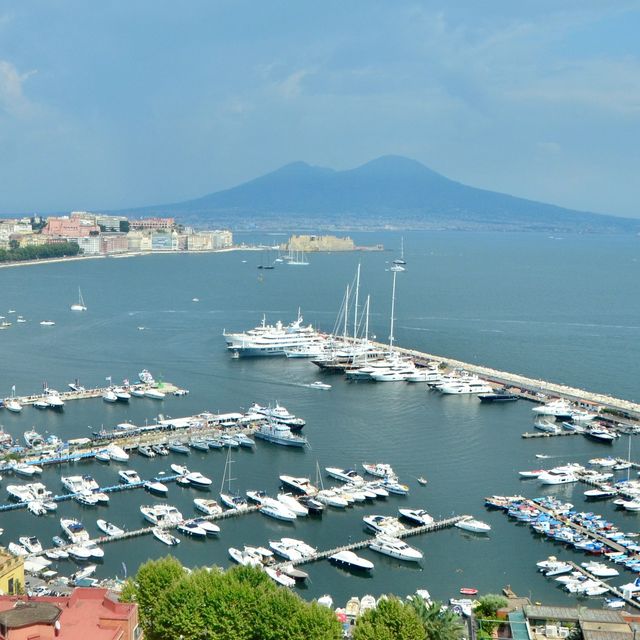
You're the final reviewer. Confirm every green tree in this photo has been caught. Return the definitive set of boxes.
[353,597,425,640]
[474,594,508,636]
[122,558,341,640]
[408,598,465,640]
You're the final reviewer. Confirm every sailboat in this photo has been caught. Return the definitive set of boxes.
[287,250,309,266]
[219,447,248,511]
[4,385,22,413]
[70,288,87,312]
[393,237,406,265]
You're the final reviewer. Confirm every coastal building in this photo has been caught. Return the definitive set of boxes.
[129,217,175,231]
[95,215,128,232]
[100,233,129,254]
[74,235,102,255]
[43,217,100,238]
[126,231,152,253]
[0,588,140,639]
[0,551,24,596]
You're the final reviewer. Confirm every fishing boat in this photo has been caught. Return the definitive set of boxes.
[70,288,87,312]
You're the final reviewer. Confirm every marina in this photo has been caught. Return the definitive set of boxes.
[1,233,639,607]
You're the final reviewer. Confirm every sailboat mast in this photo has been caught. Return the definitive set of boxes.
[343,284,350,340]
[353,264,360,340]
[364,295,370,342]
[389,270,397,350]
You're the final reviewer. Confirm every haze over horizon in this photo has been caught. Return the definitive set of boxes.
[1,1,639,218]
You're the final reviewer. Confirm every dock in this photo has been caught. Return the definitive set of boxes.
[9,381,180,407]
[566,561,640,611]
[272,515,465,568]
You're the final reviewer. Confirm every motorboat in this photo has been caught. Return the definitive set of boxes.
[130,387,146,397]
[398,509,434,527]
[24,429,45,448]
[228,547,262,567]
[260,499,298,522]
[584,488,617,500]
[177,520,208,538]
[95,450,111,463]
[329,550,374,571]
[8,542,28,557]
[585,427,619,443]
[45,390,65,410]
[298,496,325,514]
[140,504,183,525]
[381,479,410,495]
[151,444,169,456]
[18,536,43,554]
[235,433,255,448]
[11,462,43,477]
[27,501,48,516]
[534,419,562,435]
[363,515,406,535]
[219,434,239,448]
[366,482,390,498]
[306,381,331,390]
[138,369,155,384]
[33,399,50,409]
[105,443,130,461]
[171,463,190,476]
[278,563,309,582]
[145,388,166,400]
[369,534,423,562]
[519,469,545,478]
[68,380,86,392]
[82,541,104,559]
[254,422,308,447]
[152,527,180,546]
[144,480,169,495]
[316,489,349,508]
[438,378,493,395]
[119,470,142,485]
[102,389,118,403]
[194,498,223,516]
[167,441,190,455]
[325,467,364,485]
[189,439,210,452]
[362,462,396,479]
[138,445,156,458]
[4,398,22,412]
[74,491,100,507]
[581,561,619,578]
[186,471,213,487]
[246,490,268,504]
[265,567,296,588]
[219,493,248,511]
[113,387,131,402]
[70,288,87,311]
[206,438,224,450]
[45,548,69,560]
[538,471,578,485]
[279,475,318,496]
[60,518,90,544]
[269,538,316,561]
[61,475,100,494]
[67,544,93,561]
[249,403,306,430]
[39,320,55,326]
[7,482,52,503]
[455,517,491,533]
[478,390,518,402]
[188,517,220,535]
[97,519,125,537]
[277,493,308,516]
[531,399,574,419]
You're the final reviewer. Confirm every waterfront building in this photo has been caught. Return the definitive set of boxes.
[0,588,140,639]
[100,233,129,254]
[126,231,152,252]
[129,217,175,231]
[73,235,102,255]
[0,551,24,597]
[42,217,100,238]
[285,234,355,252]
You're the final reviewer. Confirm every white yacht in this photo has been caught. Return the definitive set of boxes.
[316,489,349,508]
[249,403,306,429]
[118,469,142,485]
[362,463,396,479]
[7,482,52,503]
[11,462,43,477]
[153,527,180,546]
[277,493,308,516]
[532,399,574,419]
[329,550,374,571]
[45,390,65,409]
[140,504,183,525]
[102,389,118,403]
[269,537,317,561]
[113,387,131,401]
[398,509,434,526]
[260,499,298,522]
[538,471,578,485]
[24,429,45,448]
[438,377,493,395]
[177,520,208,538]
[4,388,22,412]
[228,546,262,567]
[105,443,130,462]
[325,467,364,485]
[186,471,213,487]
[254,422,307,447]
[61,518,90,544]
[144,388,166,400]
[194,498,223,516]
[363,515,406,535]
[61,475,100,494]
[138,369,155,384]
[369,534,423,562]
[455,517,491,533]
[18,536,43,554]
[224,312,324,357]
[581,561,619,578]
[279,475,318,496]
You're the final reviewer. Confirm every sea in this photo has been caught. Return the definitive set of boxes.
[0,230,639,606]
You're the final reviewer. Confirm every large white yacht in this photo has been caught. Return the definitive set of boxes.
[224,312,324,357]
[7,482,52,503]
[61,518,90,544]
[531,399,574,419]
[61,475,100,494]
[369,534,423,562]
[279,475,318,496]
[437,376,493,395]
[140,504,183,525]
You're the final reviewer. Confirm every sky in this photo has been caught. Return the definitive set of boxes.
[0,1,639,218]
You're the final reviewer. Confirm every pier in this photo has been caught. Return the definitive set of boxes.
[272,515,465,568]
[565,561,640,611]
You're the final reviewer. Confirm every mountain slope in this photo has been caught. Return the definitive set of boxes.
[129,155,637,232]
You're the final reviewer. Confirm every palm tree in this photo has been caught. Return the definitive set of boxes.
[407,598,465,640]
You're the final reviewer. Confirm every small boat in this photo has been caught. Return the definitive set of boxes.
[113,387,131,402]
[144,388,166,400]
[265,567,295,588]
[130,387,146,397]
[329,550,374,571]
[171,463,190,476]
[194,498,223,516]
[519,470,545,478]
[39,320,55,326]
[235,433,255,448]
[299,496,324,514]
[102,389,118,403]
[94,450,111,463]
[188,517,220,535]
[19,535,43,554]
[138,446,156,458]
[186,471,213,487]
[152,527,180,546]
[118,469,142,485]
[96,519,125,537]
[8,542,28,556]
[177,520,208,538]
[167,442,190,455]
[151,444,169,456]
[144,480,169,496]
[105,443,129,462]
[307,381,331,390]
[16,317,26,323]
[369,534,423,562]
[189,439,210,452]
[417,477,428,486]
[70,288,87,312]
[460,588,478,596]
[455,517,491,533]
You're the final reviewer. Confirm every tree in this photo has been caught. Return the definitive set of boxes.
[474,594,508,636]
[408,598,465,640]
[353,597,425,640]
[122,558,341,640]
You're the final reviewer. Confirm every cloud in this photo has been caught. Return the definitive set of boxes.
[0,60,36,118]
[275,69,313,99]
